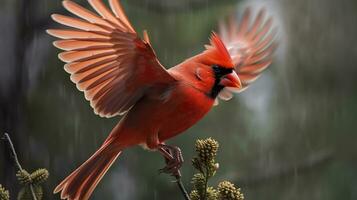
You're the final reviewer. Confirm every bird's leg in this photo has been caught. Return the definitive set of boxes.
[158,144,184,177]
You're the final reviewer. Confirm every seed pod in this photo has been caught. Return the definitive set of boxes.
[206,187,219,200]
[30,169,49,185]
[195,138,219,164]
[191,173,206,195]
[218,181,244,200]
[0,184,10,200]
[16,170,32,185]
[189,190,200,200]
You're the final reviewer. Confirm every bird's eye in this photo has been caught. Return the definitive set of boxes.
[212,65,233,77]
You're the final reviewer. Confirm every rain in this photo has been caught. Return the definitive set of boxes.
[1,0,357,199]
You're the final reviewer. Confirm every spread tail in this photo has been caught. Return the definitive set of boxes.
[54,140,122,200]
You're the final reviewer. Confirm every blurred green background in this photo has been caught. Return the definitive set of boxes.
[1,0,357,199]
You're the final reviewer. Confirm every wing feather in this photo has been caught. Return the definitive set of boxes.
[64,54,117,73]
[237,8,251,38]
[47,29,110,40]
[51,14,108,33]
[53,40,114,51]
[239,59,272,74]
[48,0,176,119]
[246,9,265,39]
[108,0,135,32]
[88,0,123,28]
[78,61,118,83]
[219,8,277,94]
[58,49,117,63]
[62,0,115,29]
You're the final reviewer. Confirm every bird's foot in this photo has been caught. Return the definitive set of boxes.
[158,144,184,178]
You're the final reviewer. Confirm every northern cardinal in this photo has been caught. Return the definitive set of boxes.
[47,0,276,199]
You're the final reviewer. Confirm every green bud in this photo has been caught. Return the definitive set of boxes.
[206,161,220,178]
[192,157,202,172]
[0,184,10,200]
[191,173,206,195]
[16,170,31,185]
[218,181,244,200]
[195,138,219,164]
[30,169,49,185]
[189,190,200,200]
[206,187,219,200]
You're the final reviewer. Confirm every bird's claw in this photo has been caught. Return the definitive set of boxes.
[159,161,182,177]
[158,144,184,178]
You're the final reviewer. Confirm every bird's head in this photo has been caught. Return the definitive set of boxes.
[180,33,241,98]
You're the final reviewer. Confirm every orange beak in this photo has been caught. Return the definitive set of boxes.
[219,71,242,89]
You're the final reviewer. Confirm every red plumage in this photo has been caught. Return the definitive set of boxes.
[205,32,234,68]
[48,1,276,199]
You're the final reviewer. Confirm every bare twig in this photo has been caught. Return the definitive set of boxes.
[174,174,191,200]
[3,133,22,171]
[202,167,209,200]
[2,133,38,200]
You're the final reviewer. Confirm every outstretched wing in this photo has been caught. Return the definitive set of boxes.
[47,0,176,118]
[218,8,277,100]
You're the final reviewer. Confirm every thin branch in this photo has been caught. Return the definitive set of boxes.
[3,133,22,171]
[29,186,38,200]
[174,174,191,200]
[2,133,38,200]
[202,167,209,200]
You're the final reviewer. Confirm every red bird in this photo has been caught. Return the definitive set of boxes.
[47,0,276,199]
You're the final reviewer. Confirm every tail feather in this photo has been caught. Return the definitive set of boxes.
[54,142,121,200]
[80,153,119,200]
